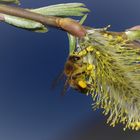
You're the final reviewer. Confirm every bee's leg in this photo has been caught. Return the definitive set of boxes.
[61,79,70,96]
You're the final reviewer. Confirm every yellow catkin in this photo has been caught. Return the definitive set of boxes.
[67,27,140,131]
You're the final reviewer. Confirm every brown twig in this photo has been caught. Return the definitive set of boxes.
[0,13,4,21]
[0,4,86,37]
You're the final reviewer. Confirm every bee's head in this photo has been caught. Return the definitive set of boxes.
[69,55,81,62]
[64,61,75,76]
[64,55,82,76]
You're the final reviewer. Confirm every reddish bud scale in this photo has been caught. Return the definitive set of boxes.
[56,18,87,38]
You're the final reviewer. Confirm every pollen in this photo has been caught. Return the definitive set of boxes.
[78,50,87,56]
[96,51,100,56]
[129,122,140,131]
[87,64,95,71]
[78,80,87,88]
[103,33,113,40]
[86,46,94,52]
[103,33,108,38]
[116,36,123,42]
[87,64,93,71]
[108,35,113,40]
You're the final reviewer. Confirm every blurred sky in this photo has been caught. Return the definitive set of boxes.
[0,0,140,140]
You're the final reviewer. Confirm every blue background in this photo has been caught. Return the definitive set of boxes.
[0,0,140,140]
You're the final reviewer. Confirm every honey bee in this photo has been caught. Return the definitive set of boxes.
[63,54,95,93]
[52,46,95,95]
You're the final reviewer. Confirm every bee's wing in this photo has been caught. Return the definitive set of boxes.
[51,71,70,96]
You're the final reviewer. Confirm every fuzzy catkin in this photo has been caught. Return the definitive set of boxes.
[66,28,140,130]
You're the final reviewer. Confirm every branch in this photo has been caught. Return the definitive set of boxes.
[0,13,4,20]
[0,4,86,37]
[0,0,19,4]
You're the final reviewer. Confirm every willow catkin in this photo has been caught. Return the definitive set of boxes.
[64,27,140,130]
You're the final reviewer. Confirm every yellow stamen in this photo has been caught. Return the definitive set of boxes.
[86,46,94,52]
[108,35,113,40]
[91,72,95,77]
[96,51,100,56]
[103,33,108,38]
[116,36,123,42]
[78,50,87,56]
[87,64,93,71]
